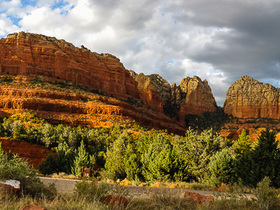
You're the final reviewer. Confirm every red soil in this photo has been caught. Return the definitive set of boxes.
[0,137,52,169]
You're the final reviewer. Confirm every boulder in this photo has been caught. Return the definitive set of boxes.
[20,205,46,210]
[184,191,214,204]
[102,195,129,208]
[0,180,20,194]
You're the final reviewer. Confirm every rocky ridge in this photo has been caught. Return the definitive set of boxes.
[130,71,217,124]
[0,32,218,130]
[0,32,139,100]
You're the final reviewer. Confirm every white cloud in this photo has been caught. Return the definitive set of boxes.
[0,14,20,36]
[181,58,228,105]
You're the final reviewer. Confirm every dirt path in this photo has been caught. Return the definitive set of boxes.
[39,177,79,194]
[39,177,216,197]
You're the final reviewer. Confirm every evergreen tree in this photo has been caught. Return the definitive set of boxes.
[125,153,142,181]
[233,129,252,157]
[12,121,23,139]
[185,129,222,182]
[39,154,56,175]
[209,149,235,186]
[169,135,190,182]
[41,123,58,148]
[104,132,134,180]
[141,139,173,181]
[236,128,280,187]
[72,140,95,176]
[39,142,75,175]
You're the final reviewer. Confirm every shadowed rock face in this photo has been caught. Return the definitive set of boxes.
[129,71,171,113]
[0,32,139,100]
[224,75,280,119]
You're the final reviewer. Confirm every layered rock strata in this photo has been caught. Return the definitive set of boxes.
[0,32,217,130]
[0,32,139,100]
[224,75,280,119]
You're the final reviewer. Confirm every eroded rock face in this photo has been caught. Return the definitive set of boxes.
[176,76,217,123]
[129,71,172,112]
[224,75,280,119]
[0,32,139,100]
[0,32,217,131]
[130,72,217,124]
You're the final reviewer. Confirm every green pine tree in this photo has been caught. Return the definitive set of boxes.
[209,149,235,186]
[236,128,280,187]
[72,140,95,176]
[141,141,173,181]
[185,128,222,182]
[233,129,252,156]
[39,142,75,175]
[104,132,134,180]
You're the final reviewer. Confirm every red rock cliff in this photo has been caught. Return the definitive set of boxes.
[224,75,280,119]
[0,32,139,100]
[130,71,217,124]
[129,71,171,113]
[0,32,217,127]
[175,76,217,123]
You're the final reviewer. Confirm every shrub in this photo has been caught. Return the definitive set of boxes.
[128,188,196,210]
[74,181,113,202]
[254,177,280,210]
[0,143,52,198]
[39,142,75,175]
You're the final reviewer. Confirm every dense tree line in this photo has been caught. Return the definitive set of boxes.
[2,112,280,188]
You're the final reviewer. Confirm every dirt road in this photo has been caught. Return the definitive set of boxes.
[39,177,216,197]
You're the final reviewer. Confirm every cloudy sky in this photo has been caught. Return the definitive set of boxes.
[1,0,280,105]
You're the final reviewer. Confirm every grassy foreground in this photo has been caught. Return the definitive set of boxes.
[1,177,280,210]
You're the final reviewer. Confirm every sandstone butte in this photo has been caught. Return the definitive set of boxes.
[0,32,218,127]
[224,75,280,119]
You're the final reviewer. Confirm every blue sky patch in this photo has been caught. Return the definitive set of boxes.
[7,15,22,26]
[21,0,38,7]
[51,0,69,10]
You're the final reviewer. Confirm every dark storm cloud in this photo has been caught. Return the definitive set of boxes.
[169,0,280,87]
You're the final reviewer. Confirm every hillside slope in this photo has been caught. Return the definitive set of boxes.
[0,32,217,132]
[0,74,186,135]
